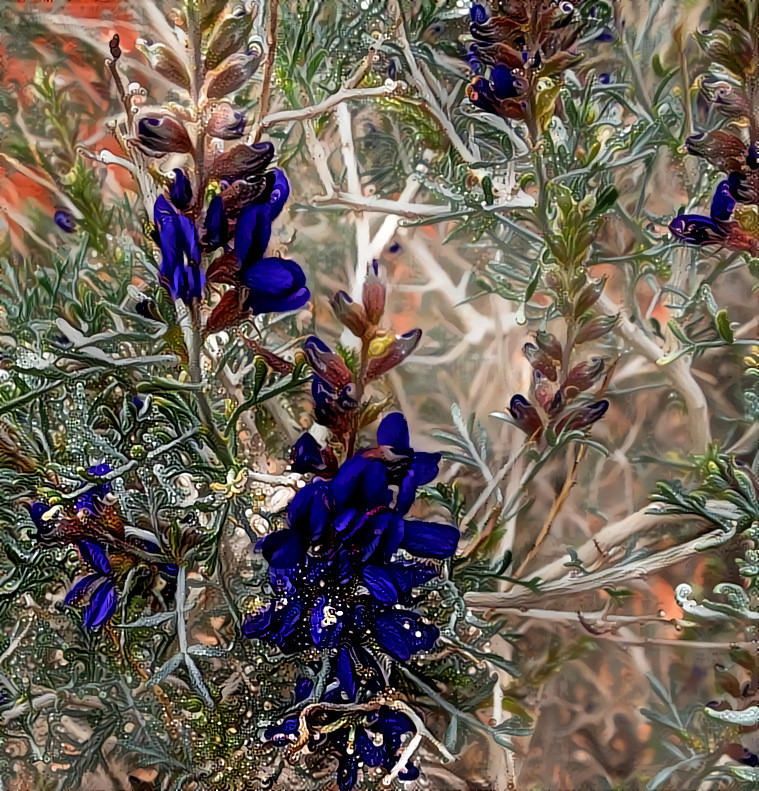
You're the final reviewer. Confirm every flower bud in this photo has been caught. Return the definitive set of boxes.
[220,177,268,218]
[209,142,275,181]
[536,330,562,361]
[304,337,353,389]
[207,288,245,333]
[574,315,617,345]
[523,342,557,381]
[562,358,604,397]
[205,11,252,70]
[555,400,609,432]
[204,51,262,100]
[136,41,191,91]
[365,329,422,381]
[534,370,563,415]
[134,115,192,156]
[686,131,747,172]
[331,291,369,337]
[508,395,543,436]
[54,209,77,233]
[109,34,121,61]
[574,277,606,317]
[206,102,247,139]
[362,262,386,324]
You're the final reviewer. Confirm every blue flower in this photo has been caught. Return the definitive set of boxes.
[265,705,419,791]
[233,171,309,315]
[65,540,118,631]
[54,209,77,233]
[244,415,458,668]
[290,432,336,476]
[203,195,229,249]
[154,195,204,302]
[470,2,489,24]
[169,169,193,210]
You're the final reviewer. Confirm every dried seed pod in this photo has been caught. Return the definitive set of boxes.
[208,142,274,181]
[204,50,262,100]
[109,33,121,61]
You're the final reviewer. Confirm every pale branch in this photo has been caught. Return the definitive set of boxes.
[258,82,402,131]
[465,522,735,609]
[598,292,712,453]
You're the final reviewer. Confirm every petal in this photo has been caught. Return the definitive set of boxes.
[170,168,193,210]
[401,520,460,559]
[64,573,99,605]
[374,609,439,661]
[245,284,310,315]
[290,433,325,474]
[376,413,410,449]
[235,204,272,265]
[83,580,118,630]
[409,451,441,486]
[669,214,728,245]
[361,564,399,605]
[204,194,229,248]
[241,257,309,313]
[491,64,518,99]
[331,457,390,509]
[337,757,358,791]
[387,560,438,598]
[78,540,111,575]
[267,168,291,219]
[335,645,358,699]
[287,481,332,542]
[260,530,305,569]
[355,727,385,767]
[241,604,274,639]
[710,180,736,222]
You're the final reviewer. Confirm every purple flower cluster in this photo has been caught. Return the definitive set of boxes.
[244,413,458,789]
[670,133,759,255]
[152,156,309,316]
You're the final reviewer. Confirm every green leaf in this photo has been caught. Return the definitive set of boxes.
[715,309,734,344]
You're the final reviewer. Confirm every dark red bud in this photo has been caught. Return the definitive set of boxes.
[574,277,607,317]
[555,400,609,432]
[362,263,386,324]
[508,395,543,436]
[574,315,618,345]
[562,358,604,397]
[109,34,122,61]
[365,329,421,381]
[535,330,562,361]
[523,342,558,381]
[331,291,369,337]
[304,337,353,389]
